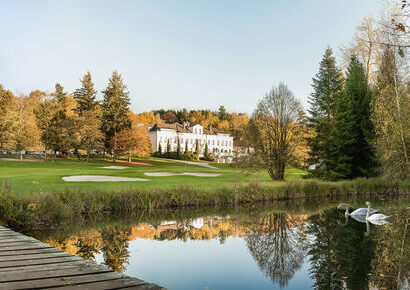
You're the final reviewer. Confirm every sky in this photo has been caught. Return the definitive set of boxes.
[0,0,383,114]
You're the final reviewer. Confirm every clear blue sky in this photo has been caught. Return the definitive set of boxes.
[0,0,382,114]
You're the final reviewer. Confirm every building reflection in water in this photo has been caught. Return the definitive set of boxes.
[40,208,409,288]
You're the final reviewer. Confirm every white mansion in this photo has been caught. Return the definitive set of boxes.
[148,123,234,161]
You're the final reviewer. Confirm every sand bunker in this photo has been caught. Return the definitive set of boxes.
[144,172,221,177]
[100,166,129,170]
[179,161,219,169]
[63,175,148,182]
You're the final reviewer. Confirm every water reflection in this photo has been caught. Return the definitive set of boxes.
[246,213,308,287]
[308,209,377,289]
[30,200,409,289]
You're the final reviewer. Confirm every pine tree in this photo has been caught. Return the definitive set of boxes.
[101,71,131,162]
[308,47,344,178]
[74,71,98,115]
[330,55,376,180]
[158,143,162,154]
[49,83,69,155]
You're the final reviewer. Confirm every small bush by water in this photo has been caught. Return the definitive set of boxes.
[0,178,408,230]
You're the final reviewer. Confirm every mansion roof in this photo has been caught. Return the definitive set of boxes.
[149,123,227,136]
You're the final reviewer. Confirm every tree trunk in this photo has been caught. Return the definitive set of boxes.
[267,162,285,180]
[44,145,47,160]
[392,54,409,174]
[19,150,23,160]
[86,151,90,163]
[113,130,117,163]
[128,153,131,163]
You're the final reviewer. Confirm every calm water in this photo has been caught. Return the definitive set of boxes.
[27,197,409,290]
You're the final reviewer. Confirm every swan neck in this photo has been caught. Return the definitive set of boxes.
[345,205,349,216]
[366,203,371,218]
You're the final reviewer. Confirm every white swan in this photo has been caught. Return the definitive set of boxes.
[337,203,379,216]
[365,201,390,224]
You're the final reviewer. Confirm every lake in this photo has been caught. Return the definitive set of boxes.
[25,197,409,289]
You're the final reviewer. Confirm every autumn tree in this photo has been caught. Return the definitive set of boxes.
[35,96,56,158]
[373,48,409,178]
[116,123,151,162]
[342,17,381,82]
[79,111,104,161]
[161,111,178,124]
[101,71,131,162]
[4,96,38,159]
[101,226,131,272]
[246,82,302,180]
[0,85,15,149]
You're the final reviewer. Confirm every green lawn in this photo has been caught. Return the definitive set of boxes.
[0,157,306,193]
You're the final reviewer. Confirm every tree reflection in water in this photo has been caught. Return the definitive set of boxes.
[75,237,100,262]
[307,209,376,289]
[246,213,308,288]
[33,202,408,288]
[369,208,409,289]
[101,226,132,272]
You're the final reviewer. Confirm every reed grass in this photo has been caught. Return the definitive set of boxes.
[0,178,408,230]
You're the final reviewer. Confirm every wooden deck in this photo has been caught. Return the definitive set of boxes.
[0,225,165,289]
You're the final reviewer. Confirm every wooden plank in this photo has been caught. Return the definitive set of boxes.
[0,251,74,261]
[0,248,61,256]
[0,226,164,289]
[62,277,150,289]
[0,244,54,252]
[0,236,38,243]
[0,272,125,289]
[0,260,87,273]
[0,256,85,268]
[0,264,114,282]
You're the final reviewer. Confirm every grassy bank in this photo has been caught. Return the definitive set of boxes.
[0,157,305,193]
[1,178,408,230]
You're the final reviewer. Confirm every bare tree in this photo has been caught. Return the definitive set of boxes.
[246,82,302,180]
[341,17,382,82]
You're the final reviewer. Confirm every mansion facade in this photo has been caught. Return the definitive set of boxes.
[148,123,234,161]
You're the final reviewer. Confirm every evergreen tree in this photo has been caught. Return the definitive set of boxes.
[158,143,162,154]
[74,71,98,115]
[176,137,181,157]
[307,47,344,179]
[166,139,171,157]
[185,141,189,154]
[101,71,131,162]
[332,55,376,179]
[218,105,228,121]
[204,142,209,157]
[49,83,69,155]
[195,139,199,155]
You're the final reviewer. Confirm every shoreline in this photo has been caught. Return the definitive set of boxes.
[0,178,408,231]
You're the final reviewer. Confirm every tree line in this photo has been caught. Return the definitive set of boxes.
[0,71,151,162]
[243,1,409,180]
